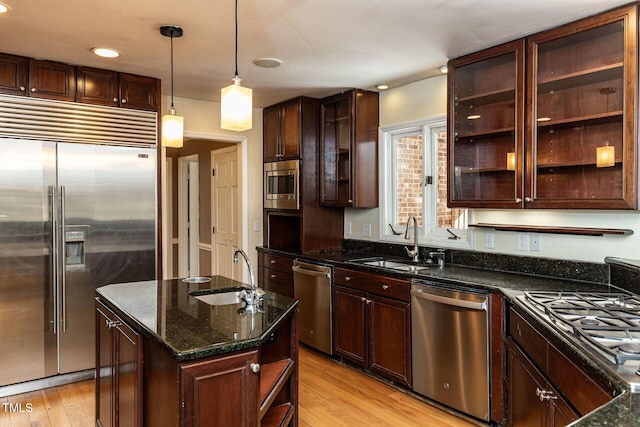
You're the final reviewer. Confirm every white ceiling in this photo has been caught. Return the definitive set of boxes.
[0,0,633,108]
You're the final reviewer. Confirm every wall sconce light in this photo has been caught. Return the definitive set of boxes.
[506,152,516,171]
[221,0,252,132]
[160,25,184,148]
[596,144,615,168]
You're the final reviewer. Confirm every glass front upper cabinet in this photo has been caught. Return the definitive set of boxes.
[448,40,525,208]
[527,5,637,209]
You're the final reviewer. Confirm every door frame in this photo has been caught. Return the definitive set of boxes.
[164,131,248,282]
[178,154,199,277]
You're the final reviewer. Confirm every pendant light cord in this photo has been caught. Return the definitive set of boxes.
[170,29,175,109]
[234,0,239,78]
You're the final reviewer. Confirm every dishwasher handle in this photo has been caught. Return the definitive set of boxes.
[411,288,487,311]
[292,264,331,278]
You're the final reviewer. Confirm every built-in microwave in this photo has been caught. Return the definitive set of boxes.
[264,160,300,210]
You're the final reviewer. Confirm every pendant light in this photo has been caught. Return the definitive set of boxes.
[160,25,184,148]
[221,0,252,132]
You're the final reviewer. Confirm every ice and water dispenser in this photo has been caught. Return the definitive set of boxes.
[64,227,87,267]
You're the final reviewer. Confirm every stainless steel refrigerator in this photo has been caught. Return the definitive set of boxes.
[0,138,157,389]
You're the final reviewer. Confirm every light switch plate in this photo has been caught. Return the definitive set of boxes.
[253,219,261,232]
[345,221,352,235]
[516,232,529,251]
[362,223,372,237]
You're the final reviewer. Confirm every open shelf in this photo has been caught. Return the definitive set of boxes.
[537,63,623,92]
[536,111,623,129]
[470,223,633,236]
[455,126,515,140]
[262,403,294,427]
[456,87,515,104]
[259,359,295,419]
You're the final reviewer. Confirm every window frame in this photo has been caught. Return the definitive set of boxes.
[378,115,472,249]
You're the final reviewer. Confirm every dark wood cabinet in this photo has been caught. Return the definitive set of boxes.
[332,267,411,387]
[506,305,614,426]
[264,99,305,161]
[28,59,76,101]
[95,299,142,427]
[258,252,294,298]
[0,53,27,95]
[448,4,638,209]
[507,339,578,427]
[77,68,159,111]
[181,351,260,427]
[320,89,379,208]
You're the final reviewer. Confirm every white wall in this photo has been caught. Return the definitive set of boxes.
[161,95,264,277]
[345,75,640,263]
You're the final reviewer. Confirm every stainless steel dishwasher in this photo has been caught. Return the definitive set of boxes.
[411,279,489,421]
[292,259,333,355]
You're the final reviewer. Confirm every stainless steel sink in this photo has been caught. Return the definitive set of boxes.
[349,257,429,272]
[193,290,245,306]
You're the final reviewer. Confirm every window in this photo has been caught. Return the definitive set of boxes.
[380,116,470,247]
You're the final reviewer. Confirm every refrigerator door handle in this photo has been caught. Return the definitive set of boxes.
[49,185,59,335]
[60,185,67,333]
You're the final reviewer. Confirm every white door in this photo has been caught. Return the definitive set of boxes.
[211,147,239,280]
[178,155,199,278]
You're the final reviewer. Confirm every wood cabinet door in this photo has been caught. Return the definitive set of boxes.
[526,5,637,209]
[0,53,27,96]
[181,351,259,427]
[263,105,281,161]
[332,285,367,366]
[507,340,546,427]
[28,59,76,101]
[280,100,300,159]
[119,73,158,111]
[367,295,411,386]
[115,321,142,427]
[77,67,119,106]
[95,302,114,427]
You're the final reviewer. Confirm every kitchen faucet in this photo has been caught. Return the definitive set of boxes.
[233,249,264,305]
[404,216,420,262]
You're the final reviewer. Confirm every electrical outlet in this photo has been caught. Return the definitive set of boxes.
[530,233,540,251]
[345,221,352,235]
[362,223,372,237]
[485,232,494,249]
[516,233,529,251]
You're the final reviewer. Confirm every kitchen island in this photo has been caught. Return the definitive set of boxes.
[95,276,299,427]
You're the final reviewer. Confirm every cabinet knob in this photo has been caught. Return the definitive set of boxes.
[366,299,372,304]
[121,98,127,104]
[250,363,261,373]
[270,259,276,264]
[19,86,25,92]
[525,197,532,203]
[360,296,367,302]
[345,276,352,281]
[515,198,522,203]
[536,387,557,402]
[30,87,36,93]
[113,98,118,103]
[382,284,389,290]
[270,274,276,279]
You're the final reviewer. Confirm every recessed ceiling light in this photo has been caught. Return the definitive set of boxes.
[0,3,9,13]
[253,57,282,68]
[91,47,120,58]
[376,84,389,90]
[439,65,448,74]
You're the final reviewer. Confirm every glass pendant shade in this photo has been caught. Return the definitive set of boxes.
[221,77,252,131]
[162,107,184,148]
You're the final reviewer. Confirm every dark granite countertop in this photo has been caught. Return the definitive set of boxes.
[96,275,298,362]
[259,246,640,426]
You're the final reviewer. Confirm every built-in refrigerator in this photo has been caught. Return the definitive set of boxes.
[0,95,157,392]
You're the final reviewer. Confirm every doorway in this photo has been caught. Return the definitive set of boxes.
[178,154,199,277]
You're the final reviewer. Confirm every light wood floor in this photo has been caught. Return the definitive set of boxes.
[0,346,477,427]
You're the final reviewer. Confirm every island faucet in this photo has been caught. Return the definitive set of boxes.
[404,216,420,262]
[233,249,263,305]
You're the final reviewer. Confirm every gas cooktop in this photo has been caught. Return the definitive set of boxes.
[517,290,640,389]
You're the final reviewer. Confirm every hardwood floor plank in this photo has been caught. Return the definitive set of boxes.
[1,346,478,427]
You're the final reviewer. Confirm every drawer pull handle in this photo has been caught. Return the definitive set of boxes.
[345,276,352,281]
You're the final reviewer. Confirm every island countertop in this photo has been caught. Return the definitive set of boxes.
[96,275,299,362]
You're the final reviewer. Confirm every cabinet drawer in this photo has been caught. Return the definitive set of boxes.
[508,308,548,370]
[547,344,613,415]
[334,267,410,302]
[259,252,294,274]
[259,266,294,298]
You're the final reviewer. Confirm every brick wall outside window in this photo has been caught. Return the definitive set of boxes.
[396,135,423,227]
